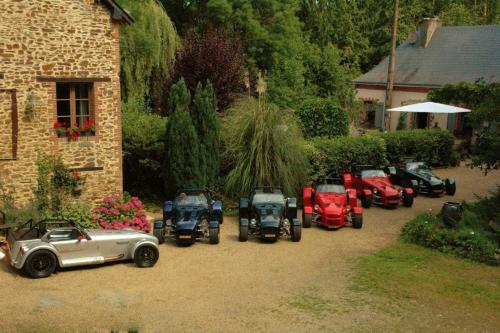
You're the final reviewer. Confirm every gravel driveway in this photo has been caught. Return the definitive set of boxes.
[0,165,499,333]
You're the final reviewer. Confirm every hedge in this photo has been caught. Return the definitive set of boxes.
[373,129,456,166]
[296,98,349,138]
[307,136,387,179]
[401,212,499,266]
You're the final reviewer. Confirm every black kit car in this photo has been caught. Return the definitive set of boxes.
[238,187,302,242]
[386,161,456,196]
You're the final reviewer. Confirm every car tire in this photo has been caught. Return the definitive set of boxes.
[153,228,165,245]
[445,179,456,196]
[239,224,248,242]
[209,227,220,244]
[404,179,418,197]
[134,245,159,268]
[302,212,312,228]
[291,225,302,242]
[361,194,372,208]
[352,214,363,229]
[402,192,414,207]
[23,250,57,279]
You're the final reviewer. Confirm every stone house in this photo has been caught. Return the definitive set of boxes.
[0,0,133,207]
[354,18,500,133]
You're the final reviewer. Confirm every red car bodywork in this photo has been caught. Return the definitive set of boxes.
[342,171,414,208]
[302,185,363,229]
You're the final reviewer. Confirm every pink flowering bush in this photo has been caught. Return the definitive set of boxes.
[92,194,151,232]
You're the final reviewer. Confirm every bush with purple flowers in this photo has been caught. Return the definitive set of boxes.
[93,194,151,232]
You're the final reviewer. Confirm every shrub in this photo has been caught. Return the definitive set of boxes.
[401,212,499,266]
[122,100,168,197]
[93,194,150,232]
[48,203,98,229]
[221,98,309,197]
[374,129,455,165]
[34,154,80,214]
[396,112,407,131]
[308,135,387,179]
[296,98,349,138]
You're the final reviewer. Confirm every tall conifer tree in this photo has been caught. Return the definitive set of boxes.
[163,79,202,198]
[192,81,220,187]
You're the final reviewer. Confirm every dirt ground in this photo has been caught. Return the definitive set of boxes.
[0,165,499,333]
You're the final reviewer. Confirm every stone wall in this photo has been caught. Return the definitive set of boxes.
[0,0,123,207]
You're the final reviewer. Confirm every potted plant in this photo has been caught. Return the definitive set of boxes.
[71,172,86,196]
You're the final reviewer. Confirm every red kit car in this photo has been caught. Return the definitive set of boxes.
[302,179,363,229]
[342,166,414,208]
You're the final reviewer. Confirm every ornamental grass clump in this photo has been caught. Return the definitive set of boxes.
[93,194,150,232]
[221,98,309,197]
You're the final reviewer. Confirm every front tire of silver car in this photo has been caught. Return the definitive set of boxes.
[134,245,159,268]
[23,250,57,279]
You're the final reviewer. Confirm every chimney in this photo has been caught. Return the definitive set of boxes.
[418,17,441,48]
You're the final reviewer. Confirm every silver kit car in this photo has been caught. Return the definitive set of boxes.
[0,220,159,278]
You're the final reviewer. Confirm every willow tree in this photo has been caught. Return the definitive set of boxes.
[222,98,310,197]
[118,0,178,109]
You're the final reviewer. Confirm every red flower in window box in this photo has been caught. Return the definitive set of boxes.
[54,121,66,137]
[83,118,96,135]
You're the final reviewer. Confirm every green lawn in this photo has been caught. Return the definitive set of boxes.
[353,243,500,318]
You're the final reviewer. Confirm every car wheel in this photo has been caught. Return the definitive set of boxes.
[239,224,248,242]
[23,250,57,278]
[153,228,165,245]
[402,192,414,207]
[445,179,456,196]
[404,179,418,197]
[361,194,372,208]
[134,245,159,268]
[352,214,363,229]
[291,225,302,242]
[302,212,312,228]
[209,227,220,244]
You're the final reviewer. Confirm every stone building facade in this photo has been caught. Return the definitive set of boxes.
[0,0,132,207]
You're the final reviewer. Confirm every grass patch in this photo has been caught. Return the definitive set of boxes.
[353,242,500,310]
[288,293,338,319]
[224,208,239,217]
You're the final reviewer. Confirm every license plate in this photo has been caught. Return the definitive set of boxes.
[179,235,191,239]
[264,234,275,238]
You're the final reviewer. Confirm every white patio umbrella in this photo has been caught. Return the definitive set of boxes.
[387,101,470,113]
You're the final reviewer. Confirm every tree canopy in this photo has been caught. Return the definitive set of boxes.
[118,0,178,109]
[429,81,500,173]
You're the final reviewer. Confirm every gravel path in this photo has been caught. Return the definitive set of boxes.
[0,165,499,333]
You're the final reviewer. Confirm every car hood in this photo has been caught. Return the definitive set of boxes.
[316,193,347,214]
[408,169,443,185]
[363,177,399,196]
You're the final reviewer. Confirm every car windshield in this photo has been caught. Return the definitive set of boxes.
[406,162,428,171]
[361,169,385,178]
[175,194,208,206]
[252,193,285,205]
[316,184,345,193]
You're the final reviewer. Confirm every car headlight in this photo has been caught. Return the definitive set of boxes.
[314,204,320,211]
[373,188,378,194]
